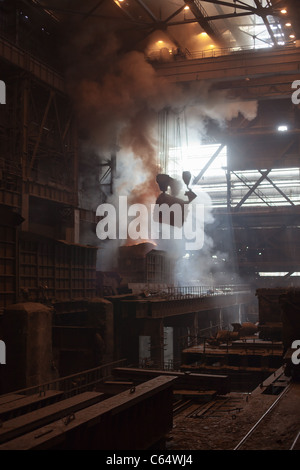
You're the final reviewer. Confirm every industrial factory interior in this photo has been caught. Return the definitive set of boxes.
[0,0,300,454]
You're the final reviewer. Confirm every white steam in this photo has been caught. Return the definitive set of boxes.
[63,26,257,283]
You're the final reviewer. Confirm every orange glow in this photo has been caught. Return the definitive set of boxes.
[124,240,157,247]
[281,8,287,14]
[184,6,190,10]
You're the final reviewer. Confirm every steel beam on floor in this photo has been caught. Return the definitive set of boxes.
[113,367,230,394]
[0,376,175,450]
[0,392,104,444]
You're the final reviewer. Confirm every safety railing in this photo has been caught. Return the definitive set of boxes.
[0,33,64,91]
[138,358,181,372]
[183,335,282,356]
[146,42,296,63]
[179,323,225,350]
[0,358,128,400]
[166,284,250,300]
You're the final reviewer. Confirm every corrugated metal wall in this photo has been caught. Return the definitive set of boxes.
[19,234,97,302]
[0,223,98,311]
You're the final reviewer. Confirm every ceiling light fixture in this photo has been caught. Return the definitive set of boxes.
[278,125,288,132]
[289,34,295,38]
[259,272,289,276]
[280,8,287,14]
[285,23,292,27]
[184,6,190,10]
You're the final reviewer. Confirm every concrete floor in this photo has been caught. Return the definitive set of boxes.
[167,368,300,451]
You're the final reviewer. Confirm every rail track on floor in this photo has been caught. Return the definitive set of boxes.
[173,394,245,419]
[234,382,298,450]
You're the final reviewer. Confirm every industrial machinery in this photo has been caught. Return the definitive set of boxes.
[154,172,197,227]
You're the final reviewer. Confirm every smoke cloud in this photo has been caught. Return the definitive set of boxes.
[61,20,257,281]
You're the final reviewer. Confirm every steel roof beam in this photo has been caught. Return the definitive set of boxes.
[81,0,107,21]
[167,11,255,27]
[253,0,278,45]
[133,0,158,22]
[184,0,224,45]
[213,3,249,45]
[198,0,258,13]
[164,5,187,23]
[193,143,226,185]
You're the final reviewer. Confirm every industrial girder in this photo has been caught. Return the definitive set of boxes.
[233,138,297,211]
[184,0,224,46]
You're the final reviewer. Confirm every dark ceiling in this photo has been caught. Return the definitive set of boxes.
[30,0,300,53]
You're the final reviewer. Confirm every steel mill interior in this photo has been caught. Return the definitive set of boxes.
[0,0,300,454]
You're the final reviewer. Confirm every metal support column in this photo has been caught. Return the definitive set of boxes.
[151,319,165,370]
[238,303,243,324]
[219,308,223,329]
[21,78,29,230]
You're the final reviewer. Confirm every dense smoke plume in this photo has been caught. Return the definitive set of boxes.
[62,19,257,280]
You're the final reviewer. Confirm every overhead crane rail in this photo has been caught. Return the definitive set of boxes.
[165,284,250,300]
[147,42,297,63]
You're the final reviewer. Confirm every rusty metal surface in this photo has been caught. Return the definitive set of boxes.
[256,288,287,324]
[0,376,176,450]
[0,36,65,92]
[155,46,300,87]
[113,367,230,394]
[0,394,25,406]
[18,233,97,302]
[0,359,127,401]
[122,291,253,318]
[0,390,64,421]
[0,391,104,444]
